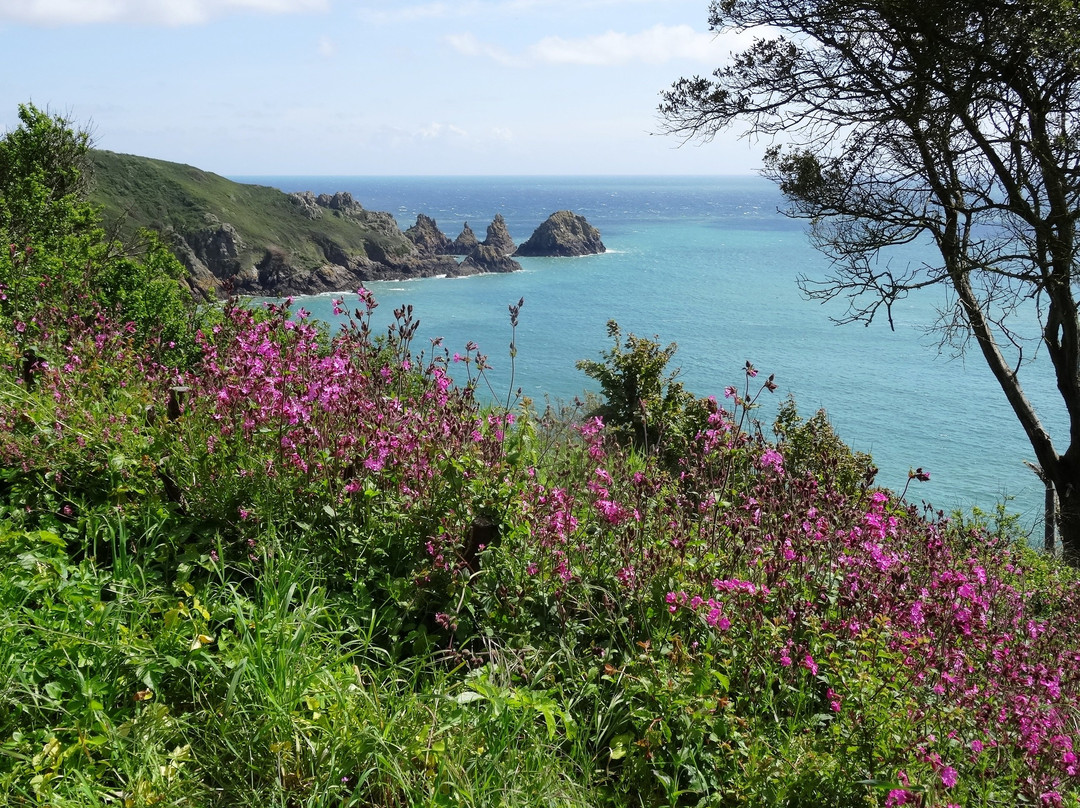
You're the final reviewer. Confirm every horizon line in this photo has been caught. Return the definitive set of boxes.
[225,171,763,179]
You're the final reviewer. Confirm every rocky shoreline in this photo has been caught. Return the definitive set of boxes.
[178,191,605,299]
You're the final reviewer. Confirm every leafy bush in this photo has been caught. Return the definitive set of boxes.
[576,319,714,458]
[773,396,878,499]
[0,104,199,371]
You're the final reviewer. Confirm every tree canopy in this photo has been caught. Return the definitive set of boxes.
[0,104,197,366]
[662,0,1080,561]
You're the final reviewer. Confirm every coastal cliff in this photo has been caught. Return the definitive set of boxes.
[89,151,601,297]
[89,151,467,299]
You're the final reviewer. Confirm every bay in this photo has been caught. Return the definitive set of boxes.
[234,174,1067,534]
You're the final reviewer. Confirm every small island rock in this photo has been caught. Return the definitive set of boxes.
[514,210,606,257]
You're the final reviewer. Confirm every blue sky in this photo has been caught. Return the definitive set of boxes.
[0,0,762,175]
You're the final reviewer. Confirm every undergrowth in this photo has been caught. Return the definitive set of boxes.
[0,286,1078,808]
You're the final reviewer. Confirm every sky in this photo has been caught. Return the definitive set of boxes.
[0,0,764,175]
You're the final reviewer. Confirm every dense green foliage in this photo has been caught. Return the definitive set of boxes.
[0,105,91,248]
[3,105,1080,808]
[0,105,199,369]
[575,319,702,452]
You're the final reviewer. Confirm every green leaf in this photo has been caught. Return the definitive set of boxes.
[608,732,634,760]
[36,530,64,547]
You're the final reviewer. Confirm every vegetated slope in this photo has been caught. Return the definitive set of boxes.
[86,149,459,299]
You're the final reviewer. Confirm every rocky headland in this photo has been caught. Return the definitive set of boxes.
[87,150,603,299]
[179,191,467,299]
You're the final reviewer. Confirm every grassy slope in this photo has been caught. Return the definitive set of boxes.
[86,149,413,272]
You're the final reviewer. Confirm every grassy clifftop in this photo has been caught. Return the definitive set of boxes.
[86,150,442,297]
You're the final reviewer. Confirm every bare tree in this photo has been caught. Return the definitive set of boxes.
[661,0,1080,562]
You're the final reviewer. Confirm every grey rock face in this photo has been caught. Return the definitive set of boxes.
[315,191,364,215]
[451,222,479,255]
[481,213,516,256]
[405,214,454,255]
[514,210,605,257]
[461,244,522,274]
[289,191,322,220]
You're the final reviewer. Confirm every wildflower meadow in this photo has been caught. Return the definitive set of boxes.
[1,277,1079,806]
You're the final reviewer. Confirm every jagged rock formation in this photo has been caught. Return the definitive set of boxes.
[411,214,523,274]
[482,213,516,256]
[173,192,463,297]
[315,191,364,214]
[451,222,479,255]
[403,212,520,272]
[405,214,454,255]
[461,244,520,274]
[514,210,606,257]
[289,191,322,220]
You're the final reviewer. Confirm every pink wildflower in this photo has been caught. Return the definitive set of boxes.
[827,688,842,712]
[759,447,784,475]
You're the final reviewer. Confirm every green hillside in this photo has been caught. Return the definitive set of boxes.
[86,149,415,292]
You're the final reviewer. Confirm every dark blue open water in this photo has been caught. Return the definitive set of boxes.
[234,175,1068,533]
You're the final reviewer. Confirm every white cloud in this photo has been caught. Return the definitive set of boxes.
[0,0,328,26]
[531,24,728,65]
[417,122,469,139]
[358,0,663,24]
[317,35,337,56]
[445,32,521,66]
[448,23,735,68]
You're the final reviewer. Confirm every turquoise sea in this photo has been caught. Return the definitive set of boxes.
[235,174,1068,533]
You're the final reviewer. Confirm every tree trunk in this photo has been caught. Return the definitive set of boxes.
[1055,477,1080,566]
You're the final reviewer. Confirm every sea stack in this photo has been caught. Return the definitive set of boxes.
[514,210,605,257]
[482,213,516,256]
[451,222,479,255]
[404,214,454,255]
